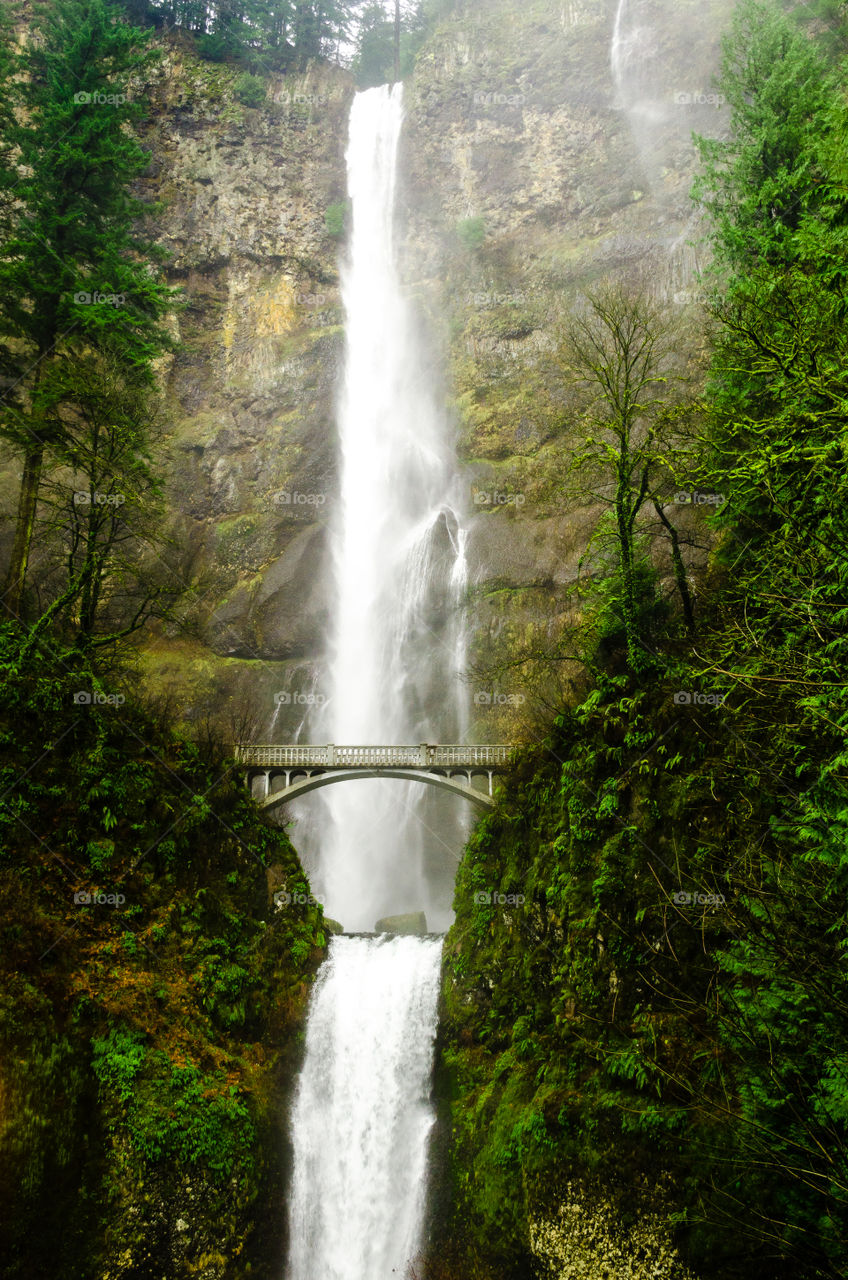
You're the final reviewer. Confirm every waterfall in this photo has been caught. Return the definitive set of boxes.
[610,0,710,298]
[302,82,469,934]
[287,935,443,1280]
[611,0,667,173]
[285,83,466,1280]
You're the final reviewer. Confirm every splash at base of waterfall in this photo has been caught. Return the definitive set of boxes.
[287,935,443,1280]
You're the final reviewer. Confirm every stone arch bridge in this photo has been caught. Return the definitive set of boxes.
[234,744,513,812]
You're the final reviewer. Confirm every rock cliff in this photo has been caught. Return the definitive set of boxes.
[130,0,732,740]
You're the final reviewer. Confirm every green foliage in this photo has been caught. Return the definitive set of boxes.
[0,626,326,1274]
[693,0,834,272]
[124,0,362,68]
[456,215,486,251]
[93,1029,256,1177]
[233,70,266,106]
[324,200,349,239]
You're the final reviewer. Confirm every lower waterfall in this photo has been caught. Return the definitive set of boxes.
[286,935,443,1280]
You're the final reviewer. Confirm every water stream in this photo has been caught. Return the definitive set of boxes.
[287,935,443,1280]
[285,83,465,1280]
[311,82,468,936]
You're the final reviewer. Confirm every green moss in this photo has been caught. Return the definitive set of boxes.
[0,627,326,1278]
[233,72,267,108]
[456,216,486,251]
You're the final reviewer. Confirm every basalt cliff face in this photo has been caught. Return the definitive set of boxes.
[127,44,351,729]
[131,0,731,739]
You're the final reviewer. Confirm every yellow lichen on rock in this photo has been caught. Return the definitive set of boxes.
[529,1184,699,1280]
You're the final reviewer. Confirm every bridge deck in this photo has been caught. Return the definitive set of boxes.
[234,744,513,769]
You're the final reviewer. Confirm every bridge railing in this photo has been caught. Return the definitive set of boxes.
[233,744,513,769]
[334,746,421,767]
[427,745,512,767]
[234,745,328,767]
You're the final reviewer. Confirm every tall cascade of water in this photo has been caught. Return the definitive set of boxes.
[611,0,667,176]
[286,82,466,1280]
[306,82,468,934]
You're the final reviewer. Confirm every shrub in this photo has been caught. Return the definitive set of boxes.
[233,72,266,108]
[324,201,348,239]
[457,216,486,250]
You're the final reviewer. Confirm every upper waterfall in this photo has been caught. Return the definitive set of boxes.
[611,0,669,177]
[303,83,470,933]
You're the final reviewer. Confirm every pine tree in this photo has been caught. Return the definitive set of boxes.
[693,0,833,273]
[0,0,174,620]
[681,11,848,1259]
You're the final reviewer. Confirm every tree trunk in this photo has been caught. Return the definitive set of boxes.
[615,458,642,673]
[653,499,695,632]
[4,442,44,620]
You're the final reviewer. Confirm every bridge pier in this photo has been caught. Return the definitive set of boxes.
[249,770,272,800]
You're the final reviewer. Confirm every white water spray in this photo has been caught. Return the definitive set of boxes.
[287,935,442,1280]
[286,83,466,1280]
[304,83,469,933]
[611,0,668,173]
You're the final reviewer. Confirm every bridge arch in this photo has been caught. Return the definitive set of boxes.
[235,744,512,815]
[259,767,495,812]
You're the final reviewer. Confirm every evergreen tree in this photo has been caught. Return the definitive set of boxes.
[0,0,173,621]
[693,0,833,272]
[22,353,169,655]
[353,1,426,88]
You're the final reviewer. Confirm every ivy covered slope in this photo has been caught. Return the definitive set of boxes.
[0,631,326,1280]
[430,5,848,1280]
[436,658,846,1280]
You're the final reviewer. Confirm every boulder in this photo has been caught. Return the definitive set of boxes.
[374,911,428,936]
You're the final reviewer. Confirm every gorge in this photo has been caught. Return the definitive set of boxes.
[1,2,848,1280]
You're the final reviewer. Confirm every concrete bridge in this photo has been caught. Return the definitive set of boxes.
[234,744,513,812]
